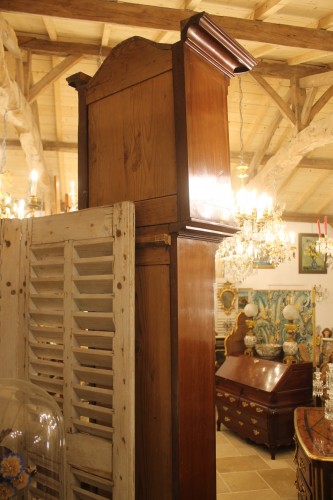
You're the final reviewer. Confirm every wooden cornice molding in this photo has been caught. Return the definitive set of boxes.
[3,0,333,52]
[181,12,257,78]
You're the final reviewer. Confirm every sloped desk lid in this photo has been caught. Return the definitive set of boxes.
[216,355,291,393]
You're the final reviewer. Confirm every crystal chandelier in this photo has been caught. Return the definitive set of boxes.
[216,193,296,282]
[0,169,44,218]
[0,111,78,218]
[216,77,296,283]
[0,111,44,218]
[316,216,333,269]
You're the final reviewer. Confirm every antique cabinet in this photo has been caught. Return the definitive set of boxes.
[216,356,313,459]
[68,13,256,500]
[294,407,333,499]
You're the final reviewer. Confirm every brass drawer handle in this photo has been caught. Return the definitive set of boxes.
[253,429,260,436]
[224,393,230,398]
[238,421,244,426]
[224,416,230,422]
[256,407,264,413]
[217,392,223,398]
[242,402,249,407]
[222,406,229,411]
[250,402,256,407]
[251,418,258,424]
[229,397,236,403]
[236,410,242,415]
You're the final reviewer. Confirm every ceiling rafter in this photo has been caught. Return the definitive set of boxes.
[250,73,295,125]
[1,1,333,221]
[17,36,111,58]
[28,54,83,104]
[289,170,330,213]
[248,113,333,193]
[253,0,291,21]
[0,13,50,198]
[230,152,333,171]
[2,0,333,51]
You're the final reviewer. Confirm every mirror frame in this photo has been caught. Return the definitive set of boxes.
[217,281,237,315]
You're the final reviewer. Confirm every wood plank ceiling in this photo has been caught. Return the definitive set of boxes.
[0,0,333,221]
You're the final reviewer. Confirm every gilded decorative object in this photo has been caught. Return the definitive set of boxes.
[243,302,258,356]
[217,281,237,315]
[282,304,299,364]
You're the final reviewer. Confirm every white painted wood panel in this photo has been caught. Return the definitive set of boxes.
[0,202,135,499]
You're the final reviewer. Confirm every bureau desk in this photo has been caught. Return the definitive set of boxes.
[215,355,313,459]
[294,407,333,499]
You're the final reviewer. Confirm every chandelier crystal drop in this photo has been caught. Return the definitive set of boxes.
[217,190,296,283]
[216,76,296,283]
[0,110,78,218]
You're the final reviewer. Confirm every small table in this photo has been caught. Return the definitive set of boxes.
[294,407,333,499]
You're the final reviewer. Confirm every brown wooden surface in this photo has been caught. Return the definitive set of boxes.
[173,40,235,226]
[88,69,177,210]
[67,72,91,209]
[294,407,333,499]
[216,356,313,396]
[86,37,173,104]
[78,12,257,499]
[172,236,217,499]
[295,407,333,460]
[135,261,173,499]
[134,196,178,227]
[216,358,313,458]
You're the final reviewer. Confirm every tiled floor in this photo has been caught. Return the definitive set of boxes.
[216,423,298,499]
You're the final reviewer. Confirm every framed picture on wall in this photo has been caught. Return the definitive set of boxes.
[253,256,275,269]
[298,233,327,274]
[238,289,251,310]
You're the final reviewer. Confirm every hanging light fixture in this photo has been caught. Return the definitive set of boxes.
[216,76,296,283]
[0,110,44,218]
[0,112,78,218]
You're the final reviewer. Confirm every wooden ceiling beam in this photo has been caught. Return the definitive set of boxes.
[288,170,329,213]
[299,70,333,89]
[247,113,333,193]
[15,37,333,83]
[250,73,295,125]
[253,0,291,21]
[231,152,333,171]
[6,139,77,152]
[282,212,333,223]
[3,0,333,51]
[250,61,329,79]
[307,85,333,124]
[28,54,83,104]
[17,36,111,58]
